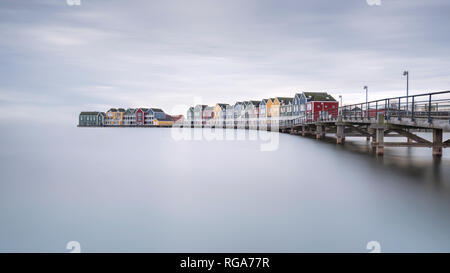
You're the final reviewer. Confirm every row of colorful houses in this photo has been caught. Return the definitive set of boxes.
[186,92,339,127]
[79,107,183,127]
[79,92,338,128]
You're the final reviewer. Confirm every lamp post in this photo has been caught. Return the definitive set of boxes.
[364,86,368,118]
[403,71,409,115]
[339,95,342,116]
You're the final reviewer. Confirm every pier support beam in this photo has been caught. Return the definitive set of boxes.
[375,113,385,156]
[336,124,345,144]
[433,129,443,156]
[376,128,384,155]
[370,129,377,150]
[301,126,306,137]
[316,125,324,140]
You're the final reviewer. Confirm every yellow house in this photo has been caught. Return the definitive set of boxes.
[153,117,174,127]
[214,103,230,120]
[266,98,273,117]
[105,108,125,125]
[270,98,280,118]
[265,98,274,125]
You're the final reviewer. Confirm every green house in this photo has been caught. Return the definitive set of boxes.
[79,111,106,126]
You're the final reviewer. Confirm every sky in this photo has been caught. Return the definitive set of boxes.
[1,0,450,125]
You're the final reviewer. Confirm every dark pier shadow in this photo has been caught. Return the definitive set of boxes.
[292,133,450,191]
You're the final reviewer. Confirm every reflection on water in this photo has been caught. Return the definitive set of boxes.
[325,132,450,187]
[1,124,450,252]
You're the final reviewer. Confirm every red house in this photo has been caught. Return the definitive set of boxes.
[303,92,339,121]
[202,106,214,125]
[135,108,148,126]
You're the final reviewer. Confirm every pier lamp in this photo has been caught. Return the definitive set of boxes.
[339,95,342,115]
[364,86,368,117]
[403,70,409,115]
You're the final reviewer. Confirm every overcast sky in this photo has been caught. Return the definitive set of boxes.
[1,0,450,125]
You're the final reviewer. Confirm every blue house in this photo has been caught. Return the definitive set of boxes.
[233,102,244,126]
[145,108,166,125]
[292,93,303,117]
[259,99,269,126]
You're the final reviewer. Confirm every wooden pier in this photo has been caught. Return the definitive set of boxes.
[180,91,450,157]
[80,90,450,157]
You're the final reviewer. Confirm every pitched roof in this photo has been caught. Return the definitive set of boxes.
[80,111,104,116]
[216,103,230,109]
[154,116,173,122]
[194,105,208,110]
[303,92,336,102]
[149,108,164,113]
[276,97,293,104]
[246,100,260,106]
[107,108,117,112]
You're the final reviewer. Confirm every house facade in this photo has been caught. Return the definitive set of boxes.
[214,103,230,127]
[79,112,105,126]
[244,101,260,128]
[145,108,166,125]
[187,107,194,126]
[278,97,293,126]
[233,102,245,127]
[270,98,280,120]
[202,106,215,126]
[259,99,268,127]
[105,108,125,125]
[124,108,136,126]
[225,104,234,127]
[264,98,274,125]
[302,92,339,121]
[292,93,303,117]
[194,105,207,127]
[134,108,148,126]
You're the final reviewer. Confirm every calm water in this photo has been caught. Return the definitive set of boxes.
[1,123,450,252]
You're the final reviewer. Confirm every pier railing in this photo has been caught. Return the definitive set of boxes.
[338,90,450,124]
[181,91,450,128]
[290,90,450,125]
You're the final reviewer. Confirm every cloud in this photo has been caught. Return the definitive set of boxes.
[0,0,450,122]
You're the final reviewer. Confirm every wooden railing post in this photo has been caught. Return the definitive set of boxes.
[428,94,432,123]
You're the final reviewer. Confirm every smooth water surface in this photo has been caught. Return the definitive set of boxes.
[1,123,450,252]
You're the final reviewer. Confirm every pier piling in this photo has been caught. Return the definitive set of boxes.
[433,129,443,156]
[316,124,324,139]
[375,113,385,156]
[336,124,345,144]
